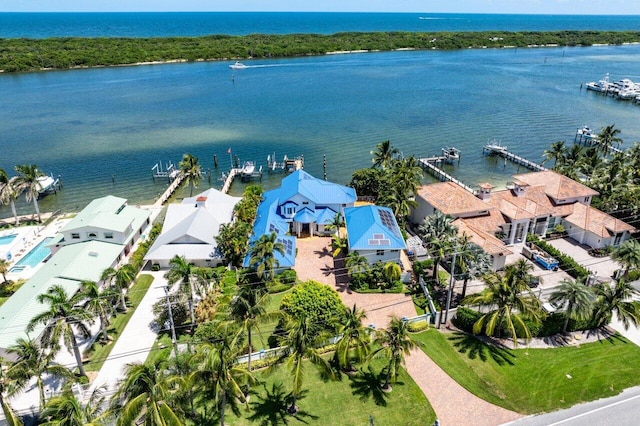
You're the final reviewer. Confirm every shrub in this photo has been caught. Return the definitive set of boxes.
[407,319,429,333]
[452,307,482,332]
[152,293,188,331]
[527,235,589,279]
[280,280,345,336]
[277,269,297,285]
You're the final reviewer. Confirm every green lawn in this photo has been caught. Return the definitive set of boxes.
[84,274,155,372]
[413,329,640,414]
[224,359,435,426]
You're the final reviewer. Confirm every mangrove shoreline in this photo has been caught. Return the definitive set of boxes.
[1,30,640,73]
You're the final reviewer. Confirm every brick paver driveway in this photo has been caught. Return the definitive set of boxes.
[294,236,523,425]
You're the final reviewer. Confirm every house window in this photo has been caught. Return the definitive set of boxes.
[376,250,384,256]
[71,233,80,239]
[88,232,97,238]
[286,207,294,215]
[584,197,590,202]
[104,232,114,239]
[302,201,309,205]
[614,233,623,246]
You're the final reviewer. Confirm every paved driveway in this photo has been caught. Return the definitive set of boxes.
[294,237,417,329]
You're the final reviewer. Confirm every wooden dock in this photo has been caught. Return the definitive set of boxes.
[221,168,242,194]
[574,128,623,155]
[482,144,547,172]
[152,172,185,208]
[418,158,477,195]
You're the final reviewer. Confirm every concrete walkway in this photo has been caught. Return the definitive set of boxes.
[89,271,168,395]
[294,237,521,425]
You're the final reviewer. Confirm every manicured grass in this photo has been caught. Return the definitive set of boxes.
[224,359,435,426]
[84,274,154,372]
[413,329,640,414]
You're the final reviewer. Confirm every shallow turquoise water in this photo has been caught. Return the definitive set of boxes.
[2,45,640,216]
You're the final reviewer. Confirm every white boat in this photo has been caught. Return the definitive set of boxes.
[37,175,57,195]
[229,61,247,70]
[585,73,610,92]
[442,147,461,162]
[240,161,256,180]
[576,126,598,139]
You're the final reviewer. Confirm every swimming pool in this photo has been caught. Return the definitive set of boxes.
[15,237,53,268]
[0,234,17,245]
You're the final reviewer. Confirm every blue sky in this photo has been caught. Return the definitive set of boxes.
[3,1,640,14]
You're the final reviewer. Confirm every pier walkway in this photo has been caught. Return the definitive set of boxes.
[221,168,242,194]
[482,144,547,172]
[418,158,477,195]
[152,172,185,208]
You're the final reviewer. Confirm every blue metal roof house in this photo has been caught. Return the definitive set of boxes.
[244,170,357,269]
[344,205,406,266]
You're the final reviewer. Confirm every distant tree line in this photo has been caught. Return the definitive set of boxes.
[1,30,640,72]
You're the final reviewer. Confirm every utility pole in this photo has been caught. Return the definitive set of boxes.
[442,247,458,326]
[164,286,178,357]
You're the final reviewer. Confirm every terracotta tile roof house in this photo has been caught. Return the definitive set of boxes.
[411,170,635,270]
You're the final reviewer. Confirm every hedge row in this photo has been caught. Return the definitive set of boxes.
[527,235,590,279]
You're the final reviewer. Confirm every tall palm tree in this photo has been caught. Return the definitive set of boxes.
[454,234,492,298]
[0,169,20,226]
[463,269,544,347]
[226,284,280,371]
[597,124,623,155]
[419,211,458,279]
[334,305,371,372]
[345,251,369,278]
[370,140,399,170]
[110,360,184,426]
[369,316,419,391]
[248,232,285,282]
[26,285,94,376]
[542,140,568,167]
[556,144,584,180]
[578,146,604,181]
[7,337,75,409]
[325,212,345,237]
[13,164,44,223]
[191,327,256,426]
[269,314,335,414]
[611,239,640,276]
[383,261,402,286]
[101,264,136,311]
[165,255,196,329]
[549,278,597,333]
[594,280,640,329]
[81,280,116,342]
[40,385,109,426]
[179,153,201,197]
[378,184,417,229]
[0,357,23,426]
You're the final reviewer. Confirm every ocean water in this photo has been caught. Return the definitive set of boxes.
[3,43,640,217]
[1,12,640,38]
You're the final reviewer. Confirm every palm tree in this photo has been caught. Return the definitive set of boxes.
[110,360,184,426]
[542,140,568,167]
[248,232,285,282]
[325,212,345,237]
[0,258,9,284]
[26,285,94,376]
[13,164,44,223]
[463,268,544,347]
[179,153,201,197]
[597,124,623,155]
[594,280,640,329]
[226,284,280,371]
[81,280,116,342]
[0,357,23,426]
[345,251,369,278]
[191,327,256,426]
[378,184,417,229]
[269,314,335,414]
[578,146,604,181]
[334,305,371,372]
[101,264,136,311]
[454,234,492,298]
[7,337,76,409]
[556,144,584,180]
[40,385,109,426]
[0,169,20,226]
[165,255,196,329]
[419,211,458,279]
[611,239,640,276]
[370,140,399,170]
[331,234,349,258]
[369,316,419,391]
[549,278,597,333]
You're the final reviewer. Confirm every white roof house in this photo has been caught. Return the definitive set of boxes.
[144,188,241,268]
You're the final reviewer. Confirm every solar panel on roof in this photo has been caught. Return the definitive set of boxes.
[380,239,391,246]
[373,233,384,239]
[368,239,380,245]
[378,209,400,237]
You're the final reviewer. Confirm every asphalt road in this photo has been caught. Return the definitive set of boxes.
[506,386,640,426]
